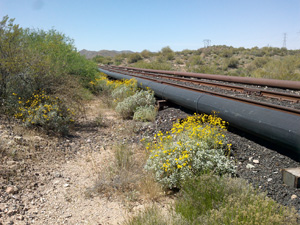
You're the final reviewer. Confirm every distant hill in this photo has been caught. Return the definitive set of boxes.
[79,49,134,59]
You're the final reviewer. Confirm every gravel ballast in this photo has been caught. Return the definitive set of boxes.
[145,105,300,212]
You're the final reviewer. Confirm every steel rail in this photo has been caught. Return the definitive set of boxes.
[103,65,300,103]
[100,66,300,116]
[107,65,300,90]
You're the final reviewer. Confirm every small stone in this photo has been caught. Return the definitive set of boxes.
[246,164,255,169]
[6,186,18,194]
[86,139,91,143]
[253,159,259,164]
[291,194,297,200]
[267,178,273,182]
[6,161,16,166]
[14,136,22,141]
[7,209,17,216]
[16,215,24,221]
[55,173,62,178]
[64,183,70,188]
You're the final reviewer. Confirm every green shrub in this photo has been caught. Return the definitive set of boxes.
[175,174,230,221]
[175,174,298,224]
[115,90,156,119]
[0,15,98,118]
[144,114,235,189]
[141,49,153,58]
[124,205,186,225]
[13,91,74,135]
[133,61,173,70]
[252,55,300,81]
[133,105,157,122]
[188,55,204,66]
[128,53,142,63]
[224,57,239,69]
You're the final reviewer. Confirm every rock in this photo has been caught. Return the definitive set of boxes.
[64,183,70,188]
[291,194,297,200]
[267,178,273,182]
[246,164,255,169]
[253,159,259,164]
[16,215,24,221]
[6,186,19,194]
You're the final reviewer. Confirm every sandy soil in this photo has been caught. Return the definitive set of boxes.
[0,98,169,225]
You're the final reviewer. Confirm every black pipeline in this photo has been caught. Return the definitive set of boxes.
[99,68,300,160]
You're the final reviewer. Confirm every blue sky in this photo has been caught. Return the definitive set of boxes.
[1,0,299,52]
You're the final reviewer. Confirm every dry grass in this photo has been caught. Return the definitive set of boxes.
[85,142,162,202]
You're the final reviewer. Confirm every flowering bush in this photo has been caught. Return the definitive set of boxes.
[144,113,235,189]
[89,73,137,97]
[13,91,74,135]
[89,73,156,121]
[111,79,137,103]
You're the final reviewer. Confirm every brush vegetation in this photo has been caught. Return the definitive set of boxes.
[89,73,157,121]
[94,45,300,81]
[0,15,98,134]
[126,174,298,225]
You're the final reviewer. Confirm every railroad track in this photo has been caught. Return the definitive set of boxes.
[100,65,300,116]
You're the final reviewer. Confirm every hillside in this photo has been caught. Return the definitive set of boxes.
[92,46,300,81]
[79,49,133,59]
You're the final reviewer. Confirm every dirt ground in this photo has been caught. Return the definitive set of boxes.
[1,97,300,224]
[0,98,170,225]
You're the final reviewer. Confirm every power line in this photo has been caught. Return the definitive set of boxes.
[203,39,211,48]
[282,33,287,48]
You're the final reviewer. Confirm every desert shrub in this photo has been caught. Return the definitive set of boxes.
[175,174,298,224]
[0,16,98,117]
[252,56,269,68]
[175,174,232,220]
[224,57,239,69]
[133,105,157,122]
[144,113,235,189]
[141,49,153,58]
[160,46,175,61]
[161,46,174,55]
[187,55,204,67]
[13,91,74,135]
[115,90,156,119]
[133,61,173,71]
[252,55,300,81]
[93,55,113,65]
[220,48,234,58]
[114,55,124,65]
[128,53,142,63]
[124,205,187,225]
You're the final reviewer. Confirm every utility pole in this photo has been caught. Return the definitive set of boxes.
[203,39,211,48]
[282,33,287,48]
